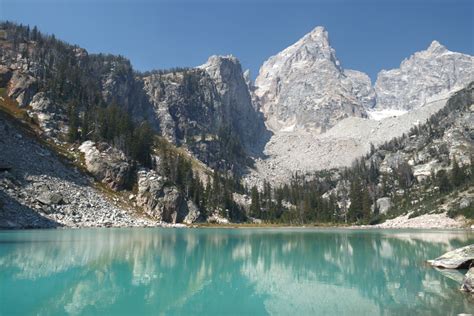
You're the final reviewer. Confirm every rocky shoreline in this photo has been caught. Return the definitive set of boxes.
[428,244,474,295]
[375,212,468,229]
[0,116,161,229]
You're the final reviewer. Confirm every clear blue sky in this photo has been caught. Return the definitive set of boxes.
[1,0,473,81]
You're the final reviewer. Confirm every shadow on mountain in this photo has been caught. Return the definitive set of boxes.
[0,190,61,229]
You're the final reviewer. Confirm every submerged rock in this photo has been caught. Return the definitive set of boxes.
[461,267,474,293]
[428,244,474,269]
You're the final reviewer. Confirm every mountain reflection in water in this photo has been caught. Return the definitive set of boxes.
[0,228,473,315]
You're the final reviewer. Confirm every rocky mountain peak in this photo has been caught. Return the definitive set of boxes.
[375,41,473,110]
[281,25,339,67]
[299,26,329,46]
[254,26,366,133]
[426,40,447,54]
[198,55,242,81]
[199,55,268,151]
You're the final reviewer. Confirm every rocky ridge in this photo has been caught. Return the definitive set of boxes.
[375,41,474,110]
[250,26,473,184]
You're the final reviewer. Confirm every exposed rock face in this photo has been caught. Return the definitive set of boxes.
[142,56,269,155]
[184,200,201,224]
[136,169,166,216]
[79,141,133,191]
[159,187,189,223]
[199,55,268,150]
[136,169,198,224]
[7,71,37,107]
[428,244,474,269]
[142,69,221,143]
[28,92,65,136]
[375,197,392,214]
[255,26,367,133]
[99,59,158,126]
[375,41,474,110]
[343,69,376,109]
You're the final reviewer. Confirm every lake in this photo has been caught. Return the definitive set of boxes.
[0,228,473,315]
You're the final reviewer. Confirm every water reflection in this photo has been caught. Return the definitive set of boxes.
[0,228,473,315]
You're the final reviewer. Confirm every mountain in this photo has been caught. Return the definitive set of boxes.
[247,27,473,187]
[198,55,268,151]
[0,22,252,227]
[0,22,472,228]
[141,55,269,171]
[375,41,474,110]
[254,26,369,133]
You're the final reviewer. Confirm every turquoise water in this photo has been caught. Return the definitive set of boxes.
[0,228,473,316]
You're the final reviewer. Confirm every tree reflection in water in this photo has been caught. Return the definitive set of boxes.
[0,228,473,315]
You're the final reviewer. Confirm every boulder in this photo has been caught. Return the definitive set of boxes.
[37,192,63,205]
[428,244,474,269]
[79,141,133,191]
[183,200,201,224]
[459,198,471,209]
[461,267,474,293]
[136,169,165,213]
[159,187,188,223]
[136,169,189,224]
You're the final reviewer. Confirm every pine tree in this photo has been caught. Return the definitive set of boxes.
[67,101,79,142]
[250,186,261,218]
[451,156,465,187]
[437,170,451,193]
[348,178,368,222]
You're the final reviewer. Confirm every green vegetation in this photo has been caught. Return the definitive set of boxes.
[1,22,155,168]
[448,204,474,219]
[1,22,472,225]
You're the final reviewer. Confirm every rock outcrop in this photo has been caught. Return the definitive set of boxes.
[343,69,376,109]
[142,55,269,153]
[136,169,199,224]
[255,26,368,133]
[375,41,474,111]
[198,55,268,150]
[7,71,37,107]
[79,141,133,191]
[142,69,221,143]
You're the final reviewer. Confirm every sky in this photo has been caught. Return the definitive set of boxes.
[1,0,473,81]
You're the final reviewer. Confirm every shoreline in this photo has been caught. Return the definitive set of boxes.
[2,222,472,231]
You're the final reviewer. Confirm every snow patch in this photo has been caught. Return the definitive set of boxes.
[367,109,408,121]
